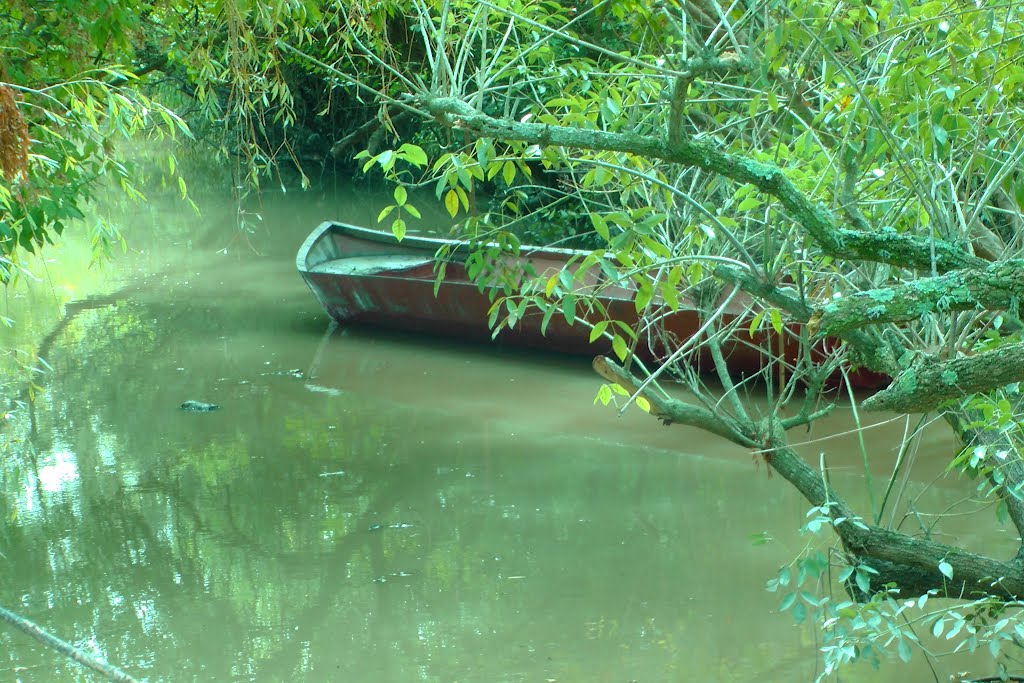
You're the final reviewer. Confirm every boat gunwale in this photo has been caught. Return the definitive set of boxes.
[296,221,593,275]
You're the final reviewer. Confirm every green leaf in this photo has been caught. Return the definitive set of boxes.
[487,301,502,330]
[377,205,395,223]
[476,139,494,168]
[938,560,953,580]
[770,308,783,335]
[612,334,628,361]
[749,309,766,338]
[634,281,653,312]
[562,295,577,325]
[947,617,965,640]
[855,569,871,595]
[778,566,791,586]
[398,143,427,167]
[591,213,609,241]
[635,396,651,413]
[792,601,807,624]
[433,262,447,297]
[502,160,516,186]
[932,618,945,637]
[391,218,406,241]
[541,304,555,336]
[595,384,612,405]
[444,190,459,218]
[897,638,912,663]
[545,273,560,298]
[393,186,407,206]
[660,280,679,311]
[738,196,761,211]
[589,320,609,342]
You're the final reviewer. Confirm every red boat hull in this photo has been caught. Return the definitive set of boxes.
[297,221,887,387]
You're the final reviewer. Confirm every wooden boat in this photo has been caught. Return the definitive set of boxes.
[297,221,884,386]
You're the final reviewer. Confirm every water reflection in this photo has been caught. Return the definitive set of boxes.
[0,192,1006,682]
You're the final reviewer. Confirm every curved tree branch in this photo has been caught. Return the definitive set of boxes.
[418,95,985,274]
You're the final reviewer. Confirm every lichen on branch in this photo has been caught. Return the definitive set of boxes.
[812,259,1024,337]
[862,342,1024,413]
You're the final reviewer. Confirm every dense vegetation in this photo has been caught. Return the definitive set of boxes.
[5,0,1024,679]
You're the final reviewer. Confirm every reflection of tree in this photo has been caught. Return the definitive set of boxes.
[3,293,469,678]
[3,292,867,680]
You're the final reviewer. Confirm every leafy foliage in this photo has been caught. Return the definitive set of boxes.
[0,1,193,276]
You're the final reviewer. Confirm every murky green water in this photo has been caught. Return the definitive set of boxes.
[0,191,1011,681]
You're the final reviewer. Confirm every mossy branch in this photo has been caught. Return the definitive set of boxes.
[766,439,1024,599]
[812,260,1024,337]
[862,342,1024,413]
[419,95,983,273]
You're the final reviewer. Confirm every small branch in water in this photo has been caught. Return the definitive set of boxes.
[319,470,347,477]
[0,605,141,683]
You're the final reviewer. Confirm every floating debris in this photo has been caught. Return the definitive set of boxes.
[373,571,415,584]
[368,522,415,532]
[180,400,219,412]
[305,383,341,396]
[261,368,305,379]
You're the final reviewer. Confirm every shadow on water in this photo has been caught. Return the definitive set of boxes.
[0,191,1006,682]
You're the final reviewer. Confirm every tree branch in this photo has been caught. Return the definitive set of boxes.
[0,605,140,683]
[812,259,1024,337]
[713,263,899,376]
[841,526,1024,601]
[594,355,1024,600]
[593,356,756,446]
[418,95,984,273]
[753,430,1024,601]
[861,342,1024,413]
[423,98,1024,603]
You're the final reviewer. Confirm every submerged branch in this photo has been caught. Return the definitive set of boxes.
[0,606,140,683]
[590,365,1024,600]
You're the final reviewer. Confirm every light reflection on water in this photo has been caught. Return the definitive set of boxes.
[0,191,1005,682]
